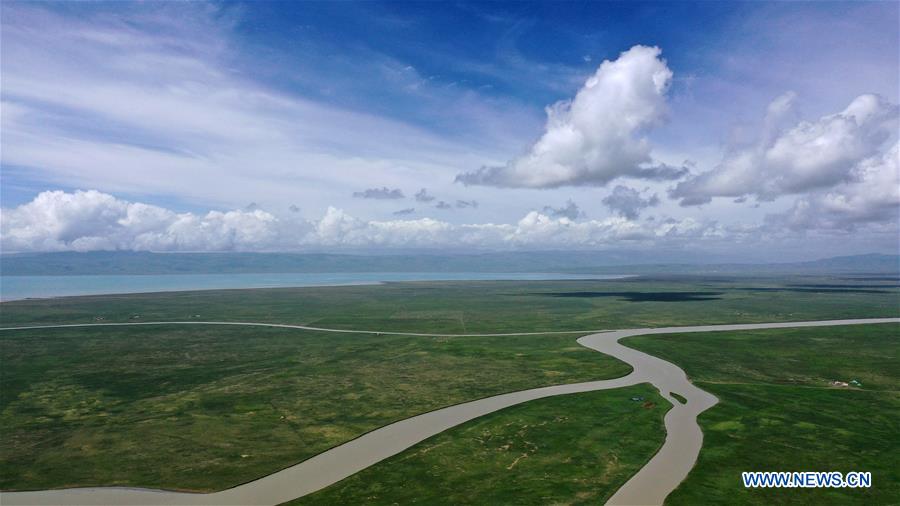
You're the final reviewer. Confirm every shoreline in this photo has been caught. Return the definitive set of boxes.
[0,272,633,302]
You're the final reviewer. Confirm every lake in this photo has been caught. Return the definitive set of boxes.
[0,272,630,301]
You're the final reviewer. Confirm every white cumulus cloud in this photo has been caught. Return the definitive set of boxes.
[456,45,680,188]
[767,142,900,231]
[0,190,304,252]
[672,93,899,205]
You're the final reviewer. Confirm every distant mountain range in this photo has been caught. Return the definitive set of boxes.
[2,251,898,276]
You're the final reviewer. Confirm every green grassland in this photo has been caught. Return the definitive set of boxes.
[1,276,897,496]
[0,325,628,491]
[2,275,898,332]
[288,384,669,506]
[625,323,899,505]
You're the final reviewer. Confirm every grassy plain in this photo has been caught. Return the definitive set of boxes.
[289,384,668,506]
[626,323,900,504]
[0,325,628,491]
[2,275,898,332]
[1,276,897,495]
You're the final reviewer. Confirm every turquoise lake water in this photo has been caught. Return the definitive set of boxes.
[0,272,629,301]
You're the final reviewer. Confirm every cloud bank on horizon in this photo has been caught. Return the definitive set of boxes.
[0,1,897,258]
[2,186,895,257]
[1,189,730,252]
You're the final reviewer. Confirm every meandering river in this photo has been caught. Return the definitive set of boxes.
[2,318,896,506]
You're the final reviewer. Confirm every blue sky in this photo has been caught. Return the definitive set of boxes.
[1,1,898,259]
